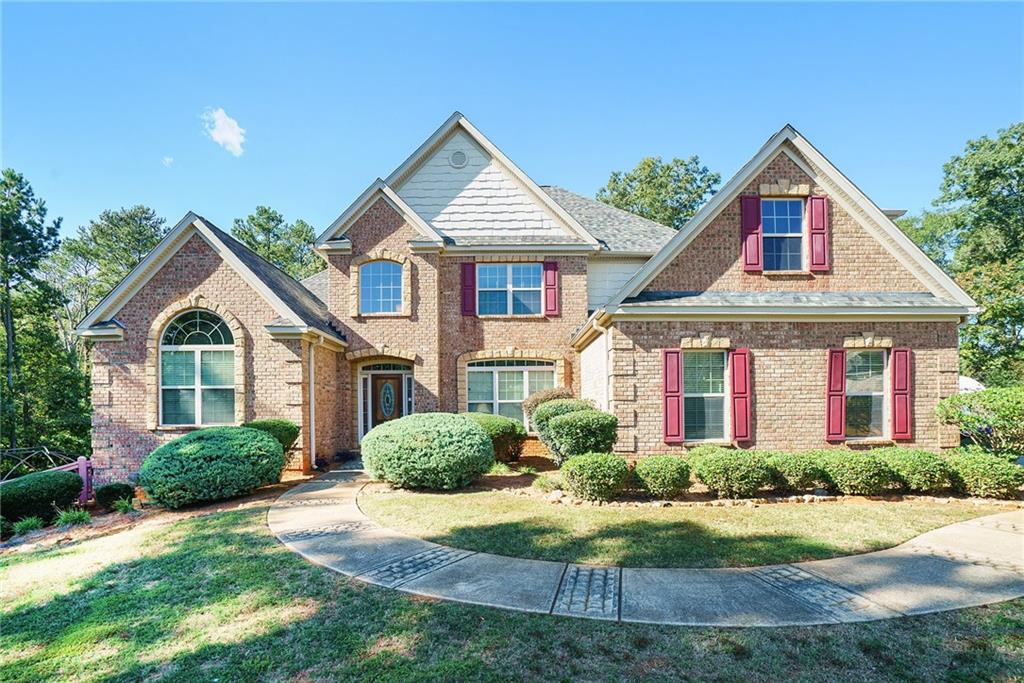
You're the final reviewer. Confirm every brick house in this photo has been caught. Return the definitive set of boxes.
[76,113,976,481]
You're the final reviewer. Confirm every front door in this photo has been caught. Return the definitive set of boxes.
[371,374,403,427]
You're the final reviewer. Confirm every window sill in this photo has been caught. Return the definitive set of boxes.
[154,424,236,432]
[844,437,894,447]
[476,315,547,320]
[761,270,813,277]
[682,439,732,446]
[356,313,410,319]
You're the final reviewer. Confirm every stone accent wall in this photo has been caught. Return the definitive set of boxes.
[645,149,925,293]
[607,320,961,455]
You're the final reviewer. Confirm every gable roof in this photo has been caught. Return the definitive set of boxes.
[602,124,977,311]
[541,186,677,255]
[314,178,446,248]
[77,212,345,346]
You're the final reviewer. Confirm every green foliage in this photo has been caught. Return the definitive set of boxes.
[531,399,595,464]
[522,387,575,419]
[936,386,1024,455]
[531,474,561,493]
[560,453,631,501]
[684,444,733,466]
[764,451,827,493]
[818,451,896,496]
[956,262,1024,387]
[546,410,618,463]
[12,516,44,535]
[232,206,323,279]
[634,456,691,498]
[462,412,527,462]
[0,469,82,522]
[872,447,950,494]
[692,449,773,499]
[945,449,1024,499]
[895,211,958,271]
[55,507,91,526]
[597,155,721,230]
[112,498,136,514]
[138,427,285,509]
[243,419,301,452]
[362,413,494,490]
[95,483,136,510]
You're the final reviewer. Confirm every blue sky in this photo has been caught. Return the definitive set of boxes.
[4,2,1022,238]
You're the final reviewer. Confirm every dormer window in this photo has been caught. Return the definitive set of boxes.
[761,199,804,271]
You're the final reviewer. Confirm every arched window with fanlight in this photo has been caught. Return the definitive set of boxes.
[159,310,235,426]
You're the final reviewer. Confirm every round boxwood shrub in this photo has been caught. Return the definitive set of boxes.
[945,449,1024,499]
[138,427,285,509]
[818,451,895,496]
[362,413,493,490]
[532,399,595,463]
[546,410,618,464]
[560,453,631,501]
[764,451,827,493]
[522,387,575,419]
[462,412,527,462]
[0,470,83,522]
[95,482,136,510]
[871,447,950,494]
[634,456,691,498]
[243,419,300,452]
[692,449,773,499]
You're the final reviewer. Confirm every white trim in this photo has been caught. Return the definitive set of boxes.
[466,359,556,431]
[357,362,415,440]
[844,348,889,440]
[680,350,730,443]
[158,344,235,428]
[263,324,347,350]
[475,262,544,317]
[443,243,598,255]
[309,343,316,466]
[603,125,977,311]
[314,179,445,247]
[610,305,968,319]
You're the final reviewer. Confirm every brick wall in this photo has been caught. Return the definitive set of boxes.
[608,320,961,455]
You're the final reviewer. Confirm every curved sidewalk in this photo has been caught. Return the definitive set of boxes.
[268,467,1024,627]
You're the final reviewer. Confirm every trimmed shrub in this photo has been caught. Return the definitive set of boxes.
[872,447,950,494]
[634,456,691,498]
[546,410,618,464]
[0,470,83,522]
[463,412,527,462]
[818,451,895,496]
[764,451,827,493]
[55,507,91,526]
[684,444,732,466]
[522,387,575,419]
[362,413,493,490]
[95,483,135,510]
[243,419,300,452]
[138,427,285,509]
[692,449,773,499]
[560,453,631,501]
[936,386,1024,456]
[946,449,1024,499]
[532,399,595,463]
[12,516,44,535]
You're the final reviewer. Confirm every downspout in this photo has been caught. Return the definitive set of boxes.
[591,318,610,411]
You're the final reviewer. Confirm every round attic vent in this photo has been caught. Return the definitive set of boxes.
[448,150,468,168]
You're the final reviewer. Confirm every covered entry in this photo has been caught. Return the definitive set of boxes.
[357,362,414,439]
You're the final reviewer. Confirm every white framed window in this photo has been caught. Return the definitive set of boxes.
[845,349,887,438]
[467,359,555,428]
[683,351,727,441]
[359,260,403,314]
[476,263,543,316]
[761,198,804,271]
[159,310,235,426]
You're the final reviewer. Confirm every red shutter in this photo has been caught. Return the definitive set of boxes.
[460,263,476,316]
[825,349,847,441]
[730,348,752,443]
[543,261,560,316]
[808,195,831,272]
[663,349,684,444]
[740,195,763,272]
[891,347,913,440]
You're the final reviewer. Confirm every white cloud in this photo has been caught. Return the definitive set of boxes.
[162,156,174,167]
[201,107,245,157]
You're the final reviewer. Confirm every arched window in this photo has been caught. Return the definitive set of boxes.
[359,261,403,314]
[467,359,555,427]
[160,310,235,426]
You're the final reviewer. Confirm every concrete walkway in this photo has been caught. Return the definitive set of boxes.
[267,467,1024,627]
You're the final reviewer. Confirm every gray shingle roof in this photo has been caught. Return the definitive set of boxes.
[300,269,329,303]
[622,291,962,308]
[541,186,677,254]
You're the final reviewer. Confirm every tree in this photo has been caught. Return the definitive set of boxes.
[957,262,1024,387]
[894,210,959,271]
[232,206,323,279]
[597,156,720,230]
[1,169,61,448]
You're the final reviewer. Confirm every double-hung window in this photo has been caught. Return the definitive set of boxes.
[761,199,804,271]
[476,263,543,316]
[160,310,235,426]
[466,359,555,428]
[845,350,886,438]
[683,351,727,441]
[359,261,403,314]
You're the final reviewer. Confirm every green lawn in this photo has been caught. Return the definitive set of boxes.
[359,487,999,567]
[2,497,1023,682]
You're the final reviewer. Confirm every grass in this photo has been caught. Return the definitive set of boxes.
[1,496,1022,682]
[359,488,999,567]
